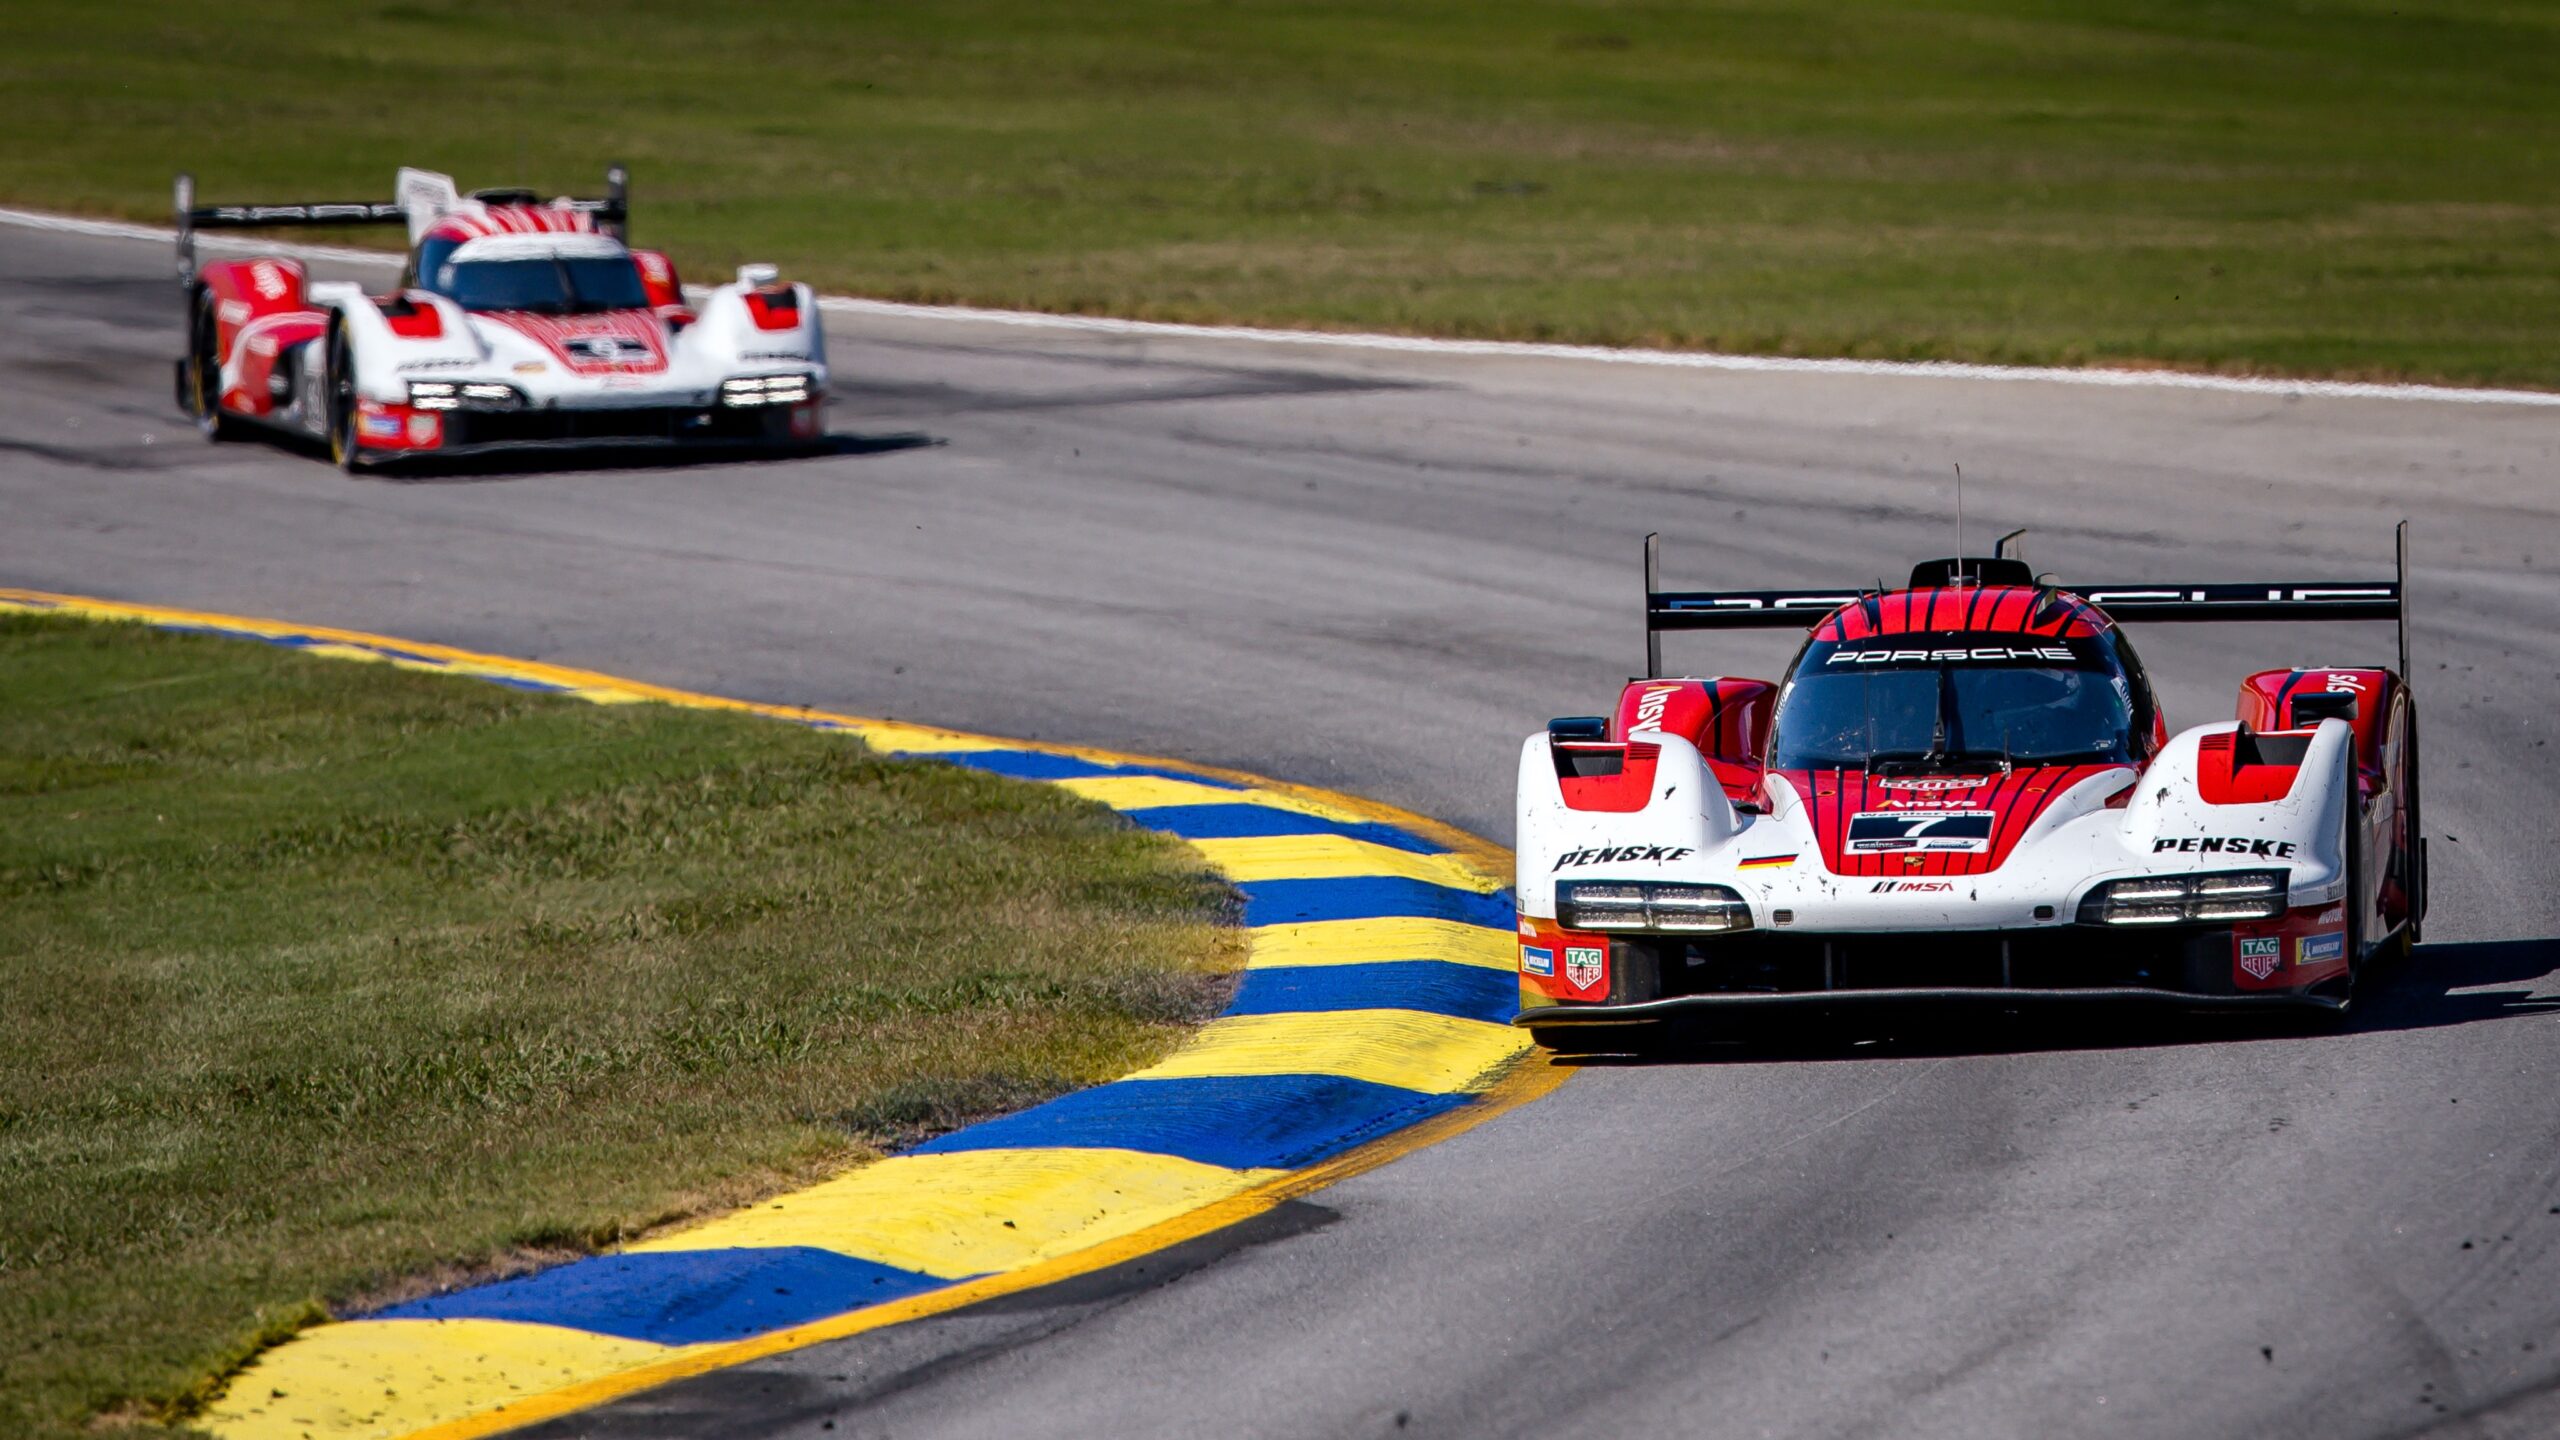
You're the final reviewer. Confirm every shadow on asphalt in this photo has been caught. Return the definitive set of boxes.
[356,429,942,483]
[1546,936,2560,1068]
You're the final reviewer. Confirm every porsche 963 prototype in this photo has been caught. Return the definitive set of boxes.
[1515,529,2424,1043]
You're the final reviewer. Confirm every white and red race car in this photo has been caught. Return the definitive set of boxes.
[173,167,826,469]
[1515,530,2424,1043]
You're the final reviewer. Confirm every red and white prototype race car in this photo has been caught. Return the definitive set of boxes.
[1515,529,2424,1043]
[173,167,826,469]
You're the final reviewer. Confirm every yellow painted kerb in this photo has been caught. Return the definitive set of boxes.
[0,587,1567,1440]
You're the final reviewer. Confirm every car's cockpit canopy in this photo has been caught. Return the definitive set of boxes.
[412,233,649,315]
[1768,627,2142,772]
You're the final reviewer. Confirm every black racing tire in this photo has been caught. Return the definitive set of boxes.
[2337,765,2373,1012]
[188,292,241,441]
[2404,703,2427,946]
[324,318,376,474]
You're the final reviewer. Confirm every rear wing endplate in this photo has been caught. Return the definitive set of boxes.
[173,166,630,281]
[1642,521,2411,685]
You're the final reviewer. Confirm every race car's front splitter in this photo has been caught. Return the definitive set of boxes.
[1513,982,2345,1028]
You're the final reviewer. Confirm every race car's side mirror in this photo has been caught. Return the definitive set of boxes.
[1547,716,1608,741]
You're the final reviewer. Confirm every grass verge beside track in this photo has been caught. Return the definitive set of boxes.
[0,612,1237,1440]
[2,1,2554,386]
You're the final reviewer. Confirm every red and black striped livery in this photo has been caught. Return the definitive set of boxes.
[1806,585,2109,643]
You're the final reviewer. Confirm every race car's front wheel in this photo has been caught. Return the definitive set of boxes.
[324,319,375,473]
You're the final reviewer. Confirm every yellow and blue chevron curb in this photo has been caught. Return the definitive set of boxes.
[0,588,1561,1440]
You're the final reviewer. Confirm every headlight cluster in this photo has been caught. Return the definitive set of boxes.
[720,374,813,408]
[408,381,524,411]
[2078,869,2288,926]
[1558,882,1752,933]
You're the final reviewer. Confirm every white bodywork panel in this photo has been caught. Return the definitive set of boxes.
[305,257,826,414]
[1515,718,2353,933]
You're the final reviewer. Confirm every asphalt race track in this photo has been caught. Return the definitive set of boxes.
[8,221,2560,1440]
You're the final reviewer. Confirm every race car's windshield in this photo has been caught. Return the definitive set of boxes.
[431,256,651,314]
[1768,632,2135,771]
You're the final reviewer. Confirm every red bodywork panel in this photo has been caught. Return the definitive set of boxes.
[1607,677,1775,804]
[1785,764,2122,877]
[2236,669,2398,781]
[1812,586,2109,642]
[2229,902,2353,990]
[1517,915,1614,1004]
[742,285,804,331]
[632,250,684,308]
[350,398,444,452]
[2232,666,2417,938]
[422,204,597,243]
[632,249,696,328]
[374,293,444,339]
[1555,741,1661,813]
[479,310,669,376]
[198,259,326,418]
[2193,730,2307,805]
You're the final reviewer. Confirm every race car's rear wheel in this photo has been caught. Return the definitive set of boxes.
[188,292,240,441]
[324,319,375,473]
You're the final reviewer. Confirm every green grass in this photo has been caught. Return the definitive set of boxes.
[0,613,1237,1440]
[4,1,2555,386]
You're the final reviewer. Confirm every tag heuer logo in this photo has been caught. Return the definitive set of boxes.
[1563,945,1605,991]
[2238,936,2282,981]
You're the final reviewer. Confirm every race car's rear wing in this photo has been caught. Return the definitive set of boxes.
[1643,521,2410,683]
[173,165,630,280]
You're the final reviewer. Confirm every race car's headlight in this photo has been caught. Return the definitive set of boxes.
[408,381,524,411]
[1558,881,1752,934]
[2078,869,2287,926]
[720,373,814,407]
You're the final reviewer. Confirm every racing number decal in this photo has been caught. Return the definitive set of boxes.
[1846,810,1997,854]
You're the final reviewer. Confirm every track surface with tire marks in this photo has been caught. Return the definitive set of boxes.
[7,222,2560,1440]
